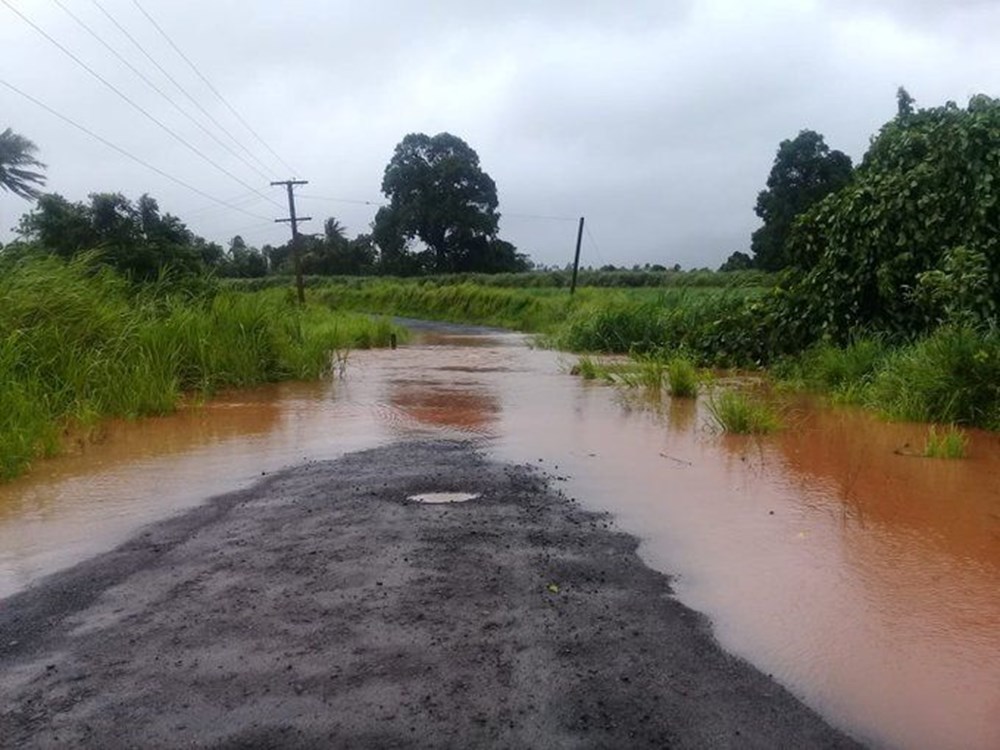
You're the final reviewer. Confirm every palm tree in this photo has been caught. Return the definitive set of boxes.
[0,128,46,200]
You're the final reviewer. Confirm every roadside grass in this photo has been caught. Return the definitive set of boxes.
[262,275,1000,432]
[923,425,968,459]
[0,256,402,481]
[707,390,782,434]
[224,268,774,292]
[314,281,568,332]
[776,337,890,399]
[863,326,1000,429]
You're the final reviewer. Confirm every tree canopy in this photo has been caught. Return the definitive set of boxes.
[781,92,1000,341]
[16,192,208,280]
[750,129,853,271]
[373,132,528,274]
[0,128,46,201]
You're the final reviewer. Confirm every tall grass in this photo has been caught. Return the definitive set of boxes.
[707,390,782,434]
[667,357,699,398]
[864,326,1000,429]
[315,281,568,332]
[776,337,890,397]
[923,426,968,459]
[224,268,774,292]
[553,290,762,366]
[0,256,401,480]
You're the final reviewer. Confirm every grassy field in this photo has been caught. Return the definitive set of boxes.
[311,278,767,364]
[0,256,403,480]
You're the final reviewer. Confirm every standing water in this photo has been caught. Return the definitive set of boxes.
[0,328,997,750]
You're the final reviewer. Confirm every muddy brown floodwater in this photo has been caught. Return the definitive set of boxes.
[1,326,998,750]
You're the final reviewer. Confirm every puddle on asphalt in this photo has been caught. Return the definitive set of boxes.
[0,327,997,750]
[407,492,480,504]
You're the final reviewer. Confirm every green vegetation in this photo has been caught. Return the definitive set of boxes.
[923,425,969,459]
[864,327,1000,429]
[667,357,699,398]
[373,132,528,274]
[0,255,401,480]
[571,356,601,381]
[706,390,782,434]
[779,92,1000,346]
[569,352,698,398]
[0,127,46,200]
[744,129,853,271]
[774,338,891,400]
[223,267,772,292]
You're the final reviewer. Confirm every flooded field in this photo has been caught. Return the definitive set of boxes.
[1,327,998,750]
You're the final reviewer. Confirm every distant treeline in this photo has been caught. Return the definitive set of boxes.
[223,268,773,292]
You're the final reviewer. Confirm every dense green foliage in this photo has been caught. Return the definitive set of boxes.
[14,192,221,281]
[748,129,853,271]
[0,255,401,479]
[784,94,1000,342]
[372,132,529,274]
[0,127,46,200]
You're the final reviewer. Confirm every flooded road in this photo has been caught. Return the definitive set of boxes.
[1,327,998,750]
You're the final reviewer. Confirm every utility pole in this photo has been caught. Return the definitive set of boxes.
[570,216,585,296]
[272,179,310,304]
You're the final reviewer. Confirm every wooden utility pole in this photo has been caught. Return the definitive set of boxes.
[272,179,310,304]
[570,216,585,295]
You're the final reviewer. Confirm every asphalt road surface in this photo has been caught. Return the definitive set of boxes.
[0,440,863,748]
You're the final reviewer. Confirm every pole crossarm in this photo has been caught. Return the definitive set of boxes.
[272,179,310,304]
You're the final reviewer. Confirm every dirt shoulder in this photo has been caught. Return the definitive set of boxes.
[0,440,863,748]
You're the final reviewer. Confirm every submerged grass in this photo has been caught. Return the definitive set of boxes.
[707,390,782,434]
[923,426,968,459]
[667,357,699,398]
[0,256,402,480]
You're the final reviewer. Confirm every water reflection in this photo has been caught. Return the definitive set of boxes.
[0,329,997,750]
[388,381,499,434]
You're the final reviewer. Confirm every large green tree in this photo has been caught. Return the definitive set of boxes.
[17,192,203,280]
[784,92,1000,340]
[750,129,853,270]
[0,128,46,200]
[373,132,510,273]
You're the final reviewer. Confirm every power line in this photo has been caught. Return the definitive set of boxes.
[585,224,607,267]
[502,211,578,222]
[133,0,298,176]
[0,77,272,223]
[186,190,270,218]
[89,0,276,179]
[227,220,281,237]
[53,0,273,183]
[1,0,280,209]
[297,193,386,207]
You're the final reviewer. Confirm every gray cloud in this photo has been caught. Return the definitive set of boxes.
[1,0,997,268]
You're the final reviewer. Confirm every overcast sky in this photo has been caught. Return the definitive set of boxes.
[1,0,998,269]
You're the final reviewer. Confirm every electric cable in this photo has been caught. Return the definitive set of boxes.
[53,0,272,183]
[89,0,276,179]
[1,0,280,208]
[0,77,273,222]
[502,211,578,222]
[297,193,386,207]
[132,0,298,176]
